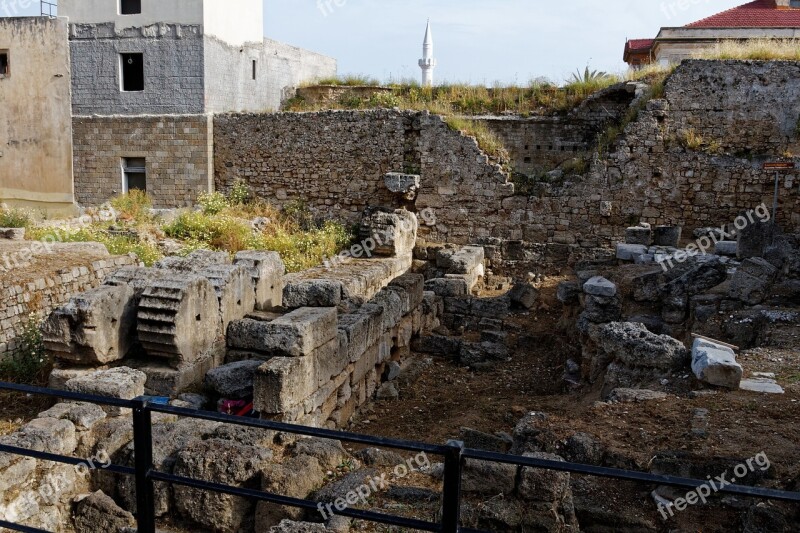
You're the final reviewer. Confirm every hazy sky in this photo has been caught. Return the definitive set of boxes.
[6,0,746,83]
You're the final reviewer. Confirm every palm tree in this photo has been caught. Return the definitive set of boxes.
[569,66,612,84]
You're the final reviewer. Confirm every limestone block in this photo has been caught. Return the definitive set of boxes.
[38,402,106,431]
[196,264,256,332]
[359,207,418,257]
[130,349,219,397]
[0,417,77,456]
[653,226,682,247]
[557,281,581,304]
[517,452,570,502]
[625,226,651,246]
[253,356,316,414]
[137,274,220,363]
[589,322,688,370]
[371,289,404,331]
[255,456,326,529]
[729,258,779,305]
[73,491,135,533]
[462,459,517,495]
[205,360,264,399]
[103,266,171,300]
[616,243,648,261]
[509,282,539,309]
[282,279,343,308]
[234,251,285,311]
[173,439,272,533]
[65,367,146,416]
[388,273,425,312]
[715,241,738,257]
[425,278,469,297]
[313,338,349,388]
[583,276,617,297]
[691,338,743,389]
[0,227,25,240]
[228,307,337,357]
[436,246,485,275]
[155,249,230,271]
[41,284,137,365]
[384,172,421,200]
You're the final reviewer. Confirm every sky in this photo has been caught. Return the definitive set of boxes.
[5,0,746,83]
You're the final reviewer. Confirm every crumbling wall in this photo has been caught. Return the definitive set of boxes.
[72,114,214,208]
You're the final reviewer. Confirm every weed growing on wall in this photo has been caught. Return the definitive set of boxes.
[0,207,34,229]
[0,314,49,384]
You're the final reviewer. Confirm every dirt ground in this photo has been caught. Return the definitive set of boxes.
[348,277,800,531]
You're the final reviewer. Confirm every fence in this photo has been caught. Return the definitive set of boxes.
[1,381,799,533]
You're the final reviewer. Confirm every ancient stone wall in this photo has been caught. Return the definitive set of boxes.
[72,114,214,208]
[214,61,800,253]
[0,243,137,358]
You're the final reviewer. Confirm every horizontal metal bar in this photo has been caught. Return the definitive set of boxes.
[0,443,135,477]
[0,382,136,409]
[0,520,51,533]
[147,402,449,456]
[149,470,441,532]
[463,449,800,503]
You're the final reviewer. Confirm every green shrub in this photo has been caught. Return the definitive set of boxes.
[110,191,152,224]
[229,180,252,205]
[163,211,252,252]
[0,315,49,384]
[197,192,230,215]
[0,207,34,228]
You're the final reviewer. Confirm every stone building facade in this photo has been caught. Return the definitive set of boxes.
[62,0,336,205]
[0,17,74,215]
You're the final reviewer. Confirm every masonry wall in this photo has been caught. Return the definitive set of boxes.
[204,37,337,113]
[0,18,74,215]
[214,61,800,249]
[69,23,205,115]
[0,248,136,358]
[73,115,213,208]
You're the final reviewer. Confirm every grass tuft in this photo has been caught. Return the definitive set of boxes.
[696,39,800,61]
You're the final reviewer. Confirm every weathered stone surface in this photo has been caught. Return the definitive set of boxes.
[562,433,604,465]
[137,273,220,362]
[737,217,774,259]
[459,427,512,453]
[582,294,622,323]
[288,438,349,471]
[625,226,651,245]
[65,367,146,416]
[463,459,517,495]
[509,282,539,309]
[590,322,688,370]
[583,276,617,297]
[0,417,77,455]
[283,279,343,308]
[41,284,136,365]
[714,241,738,256]
[174,439,273,533]
[228,307,337,357]
[691,338,743,389]
[557,281,581,305]
[255,455,326,529]
[131,350,219,397]
[388,273,425,312]
[425,277,469,297]
[359,207,417,257]
[254,356,316,414]
[384,172,420,200]
[196,264,256,332]
[376,381,399,400]
[608,388,669,403]
[616,243,647,261]
[205,360,264,399]
[38,402,106,431]
[729,257,779,305]
[0,227,25,240]
[73,491,135,533]
[268,520,327,533]
[517,452,570,501]
[312,468,381,503]
[511,412,554,455]
[353,447,406,467]
[234,251,285,311]
[653,226,682,247]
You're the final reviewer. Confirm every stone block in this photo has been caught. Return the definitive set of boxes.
[205,360,264,399]
[196,264,256,332]
[384,172,420,200]
[424,277,469,297]
[583,276,617,297]
[729,258,779,305]
[388,273,425,312]
[254,356,316,414]
[517,452,570,502]
[0,417,77,456]
[625,226,651,246]
[65,367,147,416]
[737,217,774,259]
[131,349,219,397]
[282,279,344,308]
[371,288,404,330]
[462,459,517,495]
[0,227,25,240]
[616,243,648,261]
[653,226,682,247]
[137,274,221,363]
[73,491,135,533]
[174,439,272,533]
[715,241,738,257]
[437,246,485,275]
[691,338,743,389]
[38,402,106,431]
[234,251,285,311]
[228,307,337,357]
[556,281,581,305]
[509,282,539,309]
[359,207,418,257]
[41,284,137,365]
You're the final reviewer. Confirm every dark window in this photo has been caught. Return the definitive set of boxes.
[123,157,147,192]
[0,51,8,78]
[120,53,144,92]
[120,0,141,15]
[252,60,257,80]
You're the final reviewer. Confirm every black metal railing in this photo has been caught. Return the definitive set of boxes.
[1,381,799,533]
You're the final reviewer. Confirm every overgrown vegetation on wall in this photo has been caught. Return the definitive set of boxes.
[0,314,48,384]
[0,207,34,229]
[25,186,354,273]
[697,39,800,61]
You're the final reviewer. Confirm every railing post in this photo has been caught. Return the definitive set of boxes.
[441,440,464,533]
[132,398,156,533]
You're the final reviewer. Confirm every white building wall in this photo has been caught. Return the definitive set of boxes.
[202,0,263,45]
[58,0,204,28]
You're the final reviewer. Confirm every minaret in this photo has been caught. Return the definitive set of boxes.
[418,20,437,87]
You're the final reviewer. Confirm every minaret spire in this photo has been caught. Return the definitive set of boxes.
[419,19,437,87]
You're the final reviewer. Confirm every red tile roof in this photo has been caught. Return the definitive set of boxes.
[686,0,800,28]
[626,39,656,51]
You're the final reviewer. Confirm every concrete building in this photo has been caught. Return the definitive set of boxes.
[624,0,800,67]
[57,0,337,208]
[0,17,75,215]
